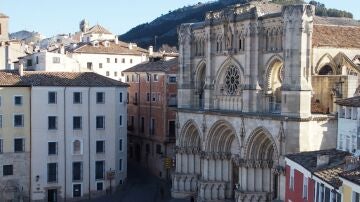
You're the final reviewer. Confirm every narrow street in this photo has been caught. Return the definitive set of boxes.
[82,161,188,202]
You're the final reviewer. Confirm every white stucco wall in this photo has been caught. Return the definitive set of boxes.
[30,86,127,200]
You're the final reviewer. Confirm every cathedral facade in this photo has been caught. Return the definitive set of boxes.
[173,1,360,201]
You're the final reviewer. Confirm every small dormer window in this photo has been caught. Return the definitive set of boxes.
[92,41,99,47]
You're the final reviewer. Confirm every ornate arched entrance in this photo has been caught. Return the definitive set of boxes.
[200,120,241,201]
[172,120,201,198]
[236,127,279,202]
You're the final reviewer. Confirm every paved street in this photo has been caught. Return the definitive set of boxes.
[81,161,189,202]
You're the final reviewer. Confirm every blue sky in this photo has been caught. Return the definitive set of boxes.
[0,0,359,37]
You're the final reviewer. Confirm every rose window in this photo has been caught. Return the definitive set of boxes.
[225,65,240,95]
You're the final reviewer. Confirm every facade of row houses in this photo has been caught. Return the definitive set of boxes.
[0,69,128,201]
[173,0,360,201]
[123,58,178,180]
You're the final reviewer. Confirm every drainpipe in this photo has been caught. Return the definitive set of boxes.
[29,86,32,201]
[88,87,91,199]
[63,87,67,202]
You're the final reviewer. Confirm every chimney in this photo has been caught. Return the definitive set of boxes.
[149,46,154,55]
[128,43,133,50]
[115,36,119,44]
[59,44,65,54]
[316,155,329,167]
[19,62,24,77]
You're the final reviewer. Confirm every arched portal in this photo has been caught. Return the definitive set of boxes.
[265,57,284,113]
[202,120,240,200]
[240,127,279,201]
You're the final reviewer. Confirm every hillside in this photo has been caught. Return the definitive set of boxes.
[120,0,354,49]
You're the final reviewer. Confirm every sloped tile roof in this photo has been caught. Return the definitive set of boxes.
[340,167,360,186]
[335,96,360,107]
[312,24,360,48]
[123,58,178,73]
[86,24,112,35]
[0,13,8,18]
[68,41,148,55]
[286,149,350,188]
[0,71,128,87]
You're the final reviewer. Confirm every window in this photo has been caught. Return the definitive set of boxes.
[99,63,103,69]
[353,191,360,202]
[122,58,125,63]
[0,96,2,106]
[14,114,24,127]
[73,140,82,155]
[48,92,57,104]
[96,141,105,153]
[119,159,123,171]
[353,108,358,120]
[114,72,118,77]
[14,96,22,105]
[3,165,13,176]
[48,142,58,155]
[0,139,3,153]
[107,58,110,63]
[14,138,24,152]
[106,71,110,76]
[0,114,3,128]
[303,176,308,199]
[73,116,82,130]
[48,116,57,130]
[73,184,82,197]
[119,115,123,126]
[96,92,105,103]
[141,117,145,133]
[346,107,352,119]
[73,92,82,104]
[27,59,32,67]
[156,144,162,154]
[151,118,155,135]
[146,93,150,102]
[97,182,103,191]
[147,74,151,82]
[96,116,105,129]
[168,76,176,83]
[36,56,39,64]
[127,92,129,104]
[340,107,346,118]
[131,75,134,82]
[151,92,158,102]
[130,59,133,64]
[52,57,60,63]
[47,163,57,183]
[72,162,83,181]
[289,167,294,190]
[87,62,93,70]
[119,92,123,103]
[119,139,123,151]
[95,161,105,180]
[169,121,176,137]
[115,58,118,63]
[153,74,158,81]
[126,75,129,82]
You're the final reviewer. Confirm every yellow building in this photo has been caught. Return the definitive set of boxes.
[340,168,360,202]
[0,86,31,201]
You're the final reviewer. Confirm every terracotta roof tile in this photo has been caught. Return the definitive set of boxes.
[335,96,360,107]
[69,41,148,55]
[123,58,178,73]
[312,25,360,48]
[0,71,128,87]
[86,24,112,35]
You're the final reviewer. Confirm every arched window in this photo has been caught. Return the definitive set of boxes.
[318,65,333,75]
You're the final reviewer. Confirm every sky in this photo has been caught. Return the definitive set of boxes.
[0,0,359,38]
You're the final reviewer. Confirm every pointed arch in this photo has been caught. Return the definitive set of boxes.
[315,53,336,75]
[264,54,284,91]
[244,127,279,161]
[179,120,201,148]
[205,120,240,154]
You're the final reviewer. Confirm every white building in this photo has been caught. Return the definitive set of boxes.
[19,50,83,72]
[67,40,148,81]
[336,96,360,154]
[0,70,128,201]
